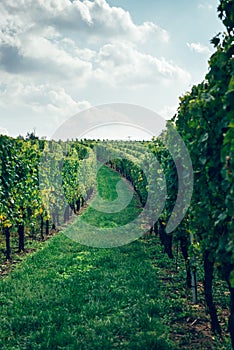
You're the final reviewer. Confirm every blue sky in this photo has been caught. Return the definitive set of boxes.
[0,0,225,138]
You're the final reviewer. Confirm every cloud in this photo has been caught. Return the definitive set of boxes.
[0,0,191,137]
[0,0,173,86]
[94,42,191,87]
[0,80,91,117]
[187,42,212,55]
[82,0,169,42]
[0,36,92,81]
[158,105,177,120]
[0,127,8,135]
[51,0,168,43]
[0,37,190,91]
[0,0,189,89]
[0,0,169,44]
[198,3,214,10]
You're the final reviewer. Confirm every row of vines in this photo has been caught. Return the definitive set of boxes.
[173,0,233,346]
[95,1,234,346]
[0,135,96,260]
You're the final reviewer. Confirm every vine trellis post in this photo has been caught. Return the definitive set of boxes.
[190,231,198,304]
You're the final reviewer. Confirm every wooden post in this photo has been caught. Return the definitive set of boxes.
[190,232,198,304]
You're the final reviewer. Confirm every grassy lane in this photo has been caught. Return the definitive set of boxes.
[81,165,143,227]
[0,236,174,350]
[0,165,174,349]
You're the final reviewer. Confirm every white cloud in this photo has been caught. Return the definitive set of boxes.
[0,28,92,82]
[158,105,177,120]
[0,127,8,135]
[198,3,213,10]
[0,36,190,91]
[187,42,212,55]
[94,42,191,87]
[0,0,193,137]
[0,0,169,44]
[52,0,169,43]
[0,79,91,118]
[0,0,174,87]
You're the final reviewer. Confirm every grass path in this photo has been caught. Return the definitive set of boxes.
[81,165,142,227]
[0,166,174,349]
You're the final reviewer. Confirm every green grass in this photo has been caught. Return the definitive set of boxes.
[0,236,174,350]
[63,165,145,248]
[81,165,142,228]
[0,166,174,350]
[0,165,231,349]
[143,238,232,350]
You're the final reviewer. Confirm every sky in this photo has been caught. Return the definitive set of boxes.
[0,0,225,139]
